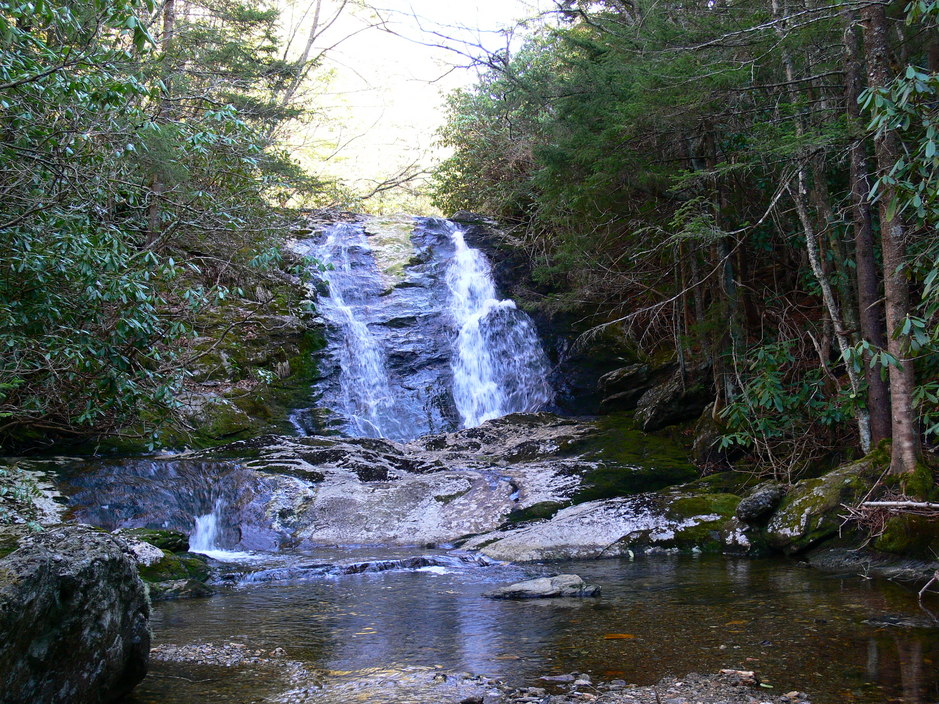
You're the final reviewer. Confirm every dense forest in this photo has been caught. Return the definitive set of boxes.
[432,0,939,488]
[0,0,343,446]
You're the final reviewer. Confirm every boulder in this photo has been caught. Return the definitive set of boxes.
[735,482,785,524]
[634,366,712,431]
[463,489,746,562]
[598,364,651,413]
[484,574,600,599]
[0,525,150,703]
[764,459,878,554]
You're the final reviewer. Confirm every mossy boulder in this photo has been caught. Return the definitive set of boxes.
[874,515,939,559]
[137,550,210,584]
[136,549,213,601]
[764,459,879,554]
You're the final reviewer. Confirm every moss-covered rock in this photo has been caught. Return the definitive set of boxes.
[137,550,210,587]
[663,492,745,553]
[764,459,880,554]
[874,515,939,559]
[116,528,189,553]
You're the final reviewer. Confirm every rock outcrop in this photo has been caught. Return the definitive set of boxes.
[634,365,712,432]
[484,574,600,599]
[462,489,746,562]
[0,525,150,704]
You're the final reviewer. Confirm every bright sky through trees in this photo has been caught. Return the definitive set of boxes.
[282,1,553,208]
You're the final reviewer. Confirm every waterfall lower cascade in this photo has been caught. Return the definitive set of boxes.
[189,498,257,561]
[294,217,553,439]
[445,226,552,427]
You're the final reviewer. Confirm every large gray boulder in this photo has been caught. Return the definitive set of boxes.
[0,525,151,704]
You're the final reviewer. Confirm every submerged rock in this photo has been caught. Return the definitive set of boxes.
[0,524,150,703]
[484,574,600,599]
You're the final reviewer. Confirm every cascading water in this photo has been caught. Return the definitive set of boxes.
[293,216,553,439]
[293,223,408,439]
[190,501,222,553]
[445,225,553,427]
[189,498,257,561]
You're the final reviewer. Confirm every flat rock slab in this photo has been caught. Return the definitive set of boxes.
[484,574,600,599]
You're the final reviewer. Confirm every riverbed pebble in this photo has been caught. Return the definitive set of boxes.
[150,642,812,704]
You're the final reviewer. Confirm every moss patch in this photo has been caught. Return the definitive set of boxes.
[874,515,939,559]
[569,412,698,503]
[506,501,566,524]
[117,528,189,553]
[667,493,741,520]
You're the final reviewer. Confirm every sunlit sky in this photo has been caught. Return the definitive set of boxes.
[277,1,555,206]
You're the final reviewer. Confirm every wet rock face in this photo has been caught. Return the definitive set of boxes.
[0,525,150,703]
[54,415,603,551]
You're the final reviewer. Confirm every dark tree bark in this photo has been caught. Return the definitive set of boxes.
[844,15,891,445]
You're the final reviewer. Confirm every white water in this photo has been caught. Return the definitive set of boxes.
[299,224,407,439]
[190,499,258,562]
[445,226,553,427]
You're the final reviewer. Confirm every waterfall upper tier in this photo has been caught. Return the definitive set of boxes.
[291,216,553,441]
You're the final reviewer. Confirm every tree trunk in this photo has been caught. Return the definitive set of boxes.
[773,0,871,452]
[860,3,922,473]
[843,15,891,444]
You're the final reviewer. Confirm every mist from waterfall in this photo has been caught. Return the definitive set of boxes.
[444,225,553,428]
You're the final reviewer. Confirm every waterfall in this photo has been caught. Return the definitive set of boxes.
[190,502,221,553]
[189,498,256,561]
[294,217,552,439]
[295,223,407,440]
[445,226,553,427]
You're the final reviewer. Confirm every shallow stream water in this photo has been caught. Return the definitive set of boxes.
[129,549,939,704]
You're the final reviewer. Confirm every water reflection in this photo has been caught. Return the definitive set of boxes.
[134,553,939,704]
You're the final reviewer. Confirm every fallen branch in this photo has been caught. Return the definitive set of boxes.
[861,501,939,510]
[920,570,939,601]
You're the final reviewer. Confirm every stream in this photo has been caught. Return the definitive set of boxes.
[129,549,939,704]
[37,216,939,703]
